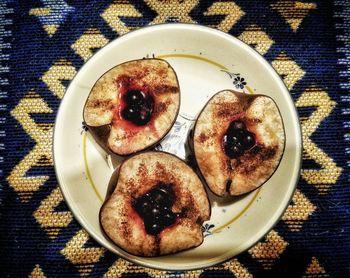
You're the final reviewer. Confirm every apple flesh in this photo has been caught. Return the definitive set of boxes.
[83,59,180,156]
[99,151,211,257]
[193,90,285,196]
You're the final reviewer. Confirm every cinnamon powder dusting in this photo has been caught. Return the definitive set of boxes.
[88,99,113,109]
[216,102,242,118]
[198,132,209,143]
[232,145,278,175]
[120,202,137,246]
[153,100,170,117]
[153,162,178,185]
[136,162,148,182]
[152,84,179,95]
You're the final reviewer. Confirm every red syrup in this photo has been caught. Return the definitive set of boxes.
[112,75,157,134]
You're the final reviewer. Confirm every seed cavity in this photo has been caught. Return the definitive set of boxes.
[222,120,256,159]
[121,89,154,126]
[133,183,177,235]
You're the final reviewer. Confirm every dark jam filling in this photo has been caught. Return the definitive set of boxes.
[133,183,178,235]
[121,89,154,126]
[222,120,256,159]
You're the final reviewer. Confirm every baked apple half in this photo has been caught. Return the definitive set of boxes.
[83,59,180,155]
[99,151,210,257]
[193,90,285,196]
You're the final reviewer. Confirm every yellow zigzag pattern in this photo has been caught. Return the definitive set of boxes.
[103,258,251,278]
[60,229,106,276]
[33,186,73,239]
[29,8,59,37]
[102,1,245,35]
[104,258,170,278]
[8,92,53,202]
[101,1,143,35]
[282,189,316,231]
[42,59,76,99]
[71,28,109,61]
[8,60,77,202]
[296,87,342,193]
[272,55,342,194]
[203,2,245,32]
[271,1,317,32]
[272,52,305,90]
[145,0,198,24]
[305,257,327,277]
[249,230,288,270]
[201,259,252,278]
[29,264,46,278]
[238,24,274,55]
[221,260,253,278]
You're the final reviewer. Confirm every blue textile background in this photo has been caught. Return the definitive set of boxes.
[1,0,349,277]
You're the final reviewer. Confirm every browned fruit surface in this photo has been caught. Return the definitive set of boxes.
[194,90,285,196]
[99,151,210,257]
[83,59,180,155]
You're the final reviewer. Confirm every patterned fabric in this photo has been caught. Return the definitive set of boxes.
[1,0,349,277]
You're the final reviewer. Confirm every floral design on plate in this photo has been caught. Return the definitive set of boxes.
[202,223,215,237]
[221,70,247,90]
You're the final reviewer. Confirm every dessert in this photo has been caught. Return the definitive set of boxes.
[99,151,210,256]
[83,58,180,156]
[193,90,285,196]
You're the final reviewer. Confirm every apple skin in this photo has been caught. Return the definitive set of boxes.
[83,58,180,156]
[99,151,211,257]
[193,90,285,197]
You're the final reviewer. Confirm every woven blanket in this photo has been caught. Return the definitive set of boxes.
[1,0,349,277]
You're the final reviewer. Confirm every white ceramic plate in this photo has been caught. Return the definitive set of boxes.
[54,24,301,271]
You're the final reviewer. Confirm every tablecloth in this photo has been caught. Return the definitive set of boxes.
[1,0,349,277]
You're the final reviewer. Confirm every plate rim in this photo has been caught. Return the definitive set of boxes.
[53,23,302,271]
